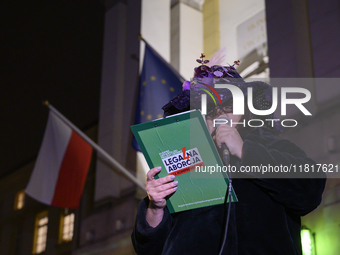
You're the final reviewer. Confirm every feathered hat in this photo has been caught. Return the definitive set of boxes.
[162,50,282,133]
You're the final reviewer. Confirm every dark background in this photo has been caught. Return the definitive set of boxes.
[1,0,105,178]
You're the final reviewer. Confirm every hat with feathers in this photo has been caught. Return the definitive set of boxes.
[162,49,282,133]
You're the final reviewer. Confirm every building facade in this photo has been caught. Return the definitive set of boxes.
[1,0,340,254]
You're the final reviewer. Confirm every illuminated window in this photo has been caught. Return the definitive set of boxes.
[59,210,75,243]
[14,190,25,210]
[33,211,48,254]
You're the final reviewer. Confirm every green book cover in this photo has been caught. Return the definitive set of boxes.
[131,110,237,213]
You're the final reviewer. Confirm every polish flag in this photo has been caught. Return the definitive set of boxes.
[26,111,93,209]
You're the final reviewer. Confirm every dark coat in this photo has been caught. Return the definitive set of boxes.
[131,128,326,255]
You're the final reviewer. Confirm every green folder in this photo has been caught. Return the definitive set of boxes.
[131,110,237,213]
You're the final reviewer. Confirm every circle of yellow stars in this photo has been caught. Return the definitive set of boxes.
[140,76,175,120]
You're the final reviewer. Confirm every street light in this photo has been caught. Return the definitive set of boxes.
[301,226,315,255]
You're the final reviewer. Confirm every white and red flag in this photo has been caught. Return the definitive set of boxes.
[26,111,93,209]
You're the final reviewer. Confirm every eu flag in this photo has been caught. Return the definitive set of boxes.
[133,42,184,150]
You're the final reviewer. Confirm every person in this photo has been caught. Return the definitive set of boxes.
[131,56,326,255]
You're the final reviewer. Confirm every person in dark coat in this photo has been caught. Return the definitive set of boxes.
[131,57,326,255]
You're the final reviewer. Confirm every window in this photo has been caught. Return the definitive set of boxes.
[33,211,48,254]
[59,209,75,243]
[14,190,25,210]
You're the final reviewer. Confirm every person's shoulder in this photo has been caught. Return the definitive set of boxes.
[245,128,307,156]
[244,128,277,144]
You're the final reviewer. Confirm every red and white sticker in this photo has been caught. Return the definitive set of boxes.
[160,147,204,176]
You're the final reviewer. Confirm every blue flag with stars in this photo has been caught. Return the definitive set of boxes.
[133,42,184,150]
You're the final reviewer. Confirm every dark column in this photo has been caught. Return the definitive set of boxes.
[95,0,141,202]
[265,0,317,116]
[74,1,141,253]
[266,0,314,78]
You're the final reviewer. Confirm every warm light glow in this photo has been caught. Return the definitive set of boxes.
[33,212,48,254]
[301,228,314,255]
[14,190,25,210]
[62,213,75,242]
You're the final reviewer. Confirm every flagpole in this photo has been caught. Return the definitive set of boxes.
[43,101,146,192]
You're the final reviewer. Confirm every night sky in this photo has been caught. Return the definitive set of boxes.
[1,0,105,177]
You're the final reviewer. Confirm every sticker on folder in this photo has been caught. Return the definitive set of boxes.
[160,147,205,176]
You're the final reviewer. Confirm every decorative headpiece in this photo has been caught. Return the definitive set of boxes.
[196,53,209,65]
[192,52,242,81]
[162,52,283,133]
